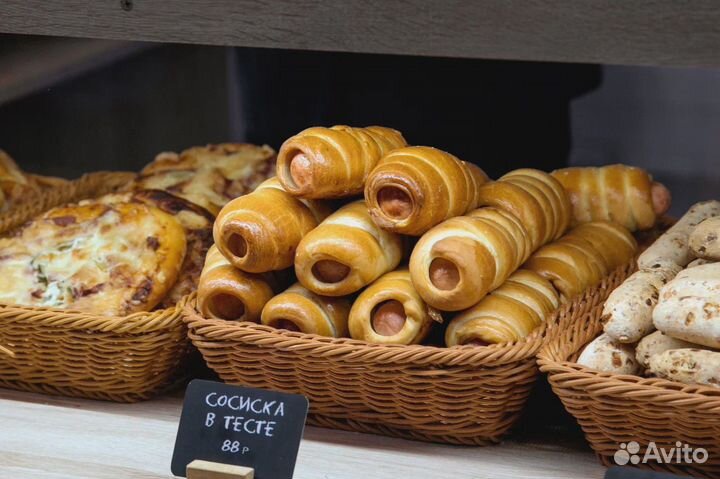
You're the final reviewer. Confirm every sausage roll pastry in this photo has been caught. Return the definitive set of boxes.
[364,146,489,235]
[524,221,637,303]
[0,201,186,315]
[261,283,350,337]
[475,168,570,250]
[348,269,438,345]
[551,164,671,231]
[277,125,407,198]
[214,178,331,273]
[445,270,559,346]
[197,245,286,322]
[409,206,531,311]
[295,200,403,296]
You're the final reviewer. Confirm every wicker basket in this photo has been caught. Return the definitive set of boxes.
[0,171,193,402]
[184,262,634,445]
[538,265,720,479]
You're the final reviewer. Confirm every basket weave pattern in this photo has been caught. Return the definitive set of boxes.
[538,263,720,478]
[185,262,633,445]
[0,171,192,402]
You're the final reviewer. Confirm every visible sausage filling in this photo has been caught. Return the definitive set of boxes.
[273,319,301,332]
[208,293,246,320]
[289,152,313,189]
[429,258,460,290]
[226,233,248,259]
[312,260,350,283]
[371,300,406,336]
[377,186,413,220]
[651,181,672,215]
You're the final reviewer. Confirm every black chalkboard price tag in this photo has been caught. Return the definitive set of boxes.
[606,466,695,479]
[171,379,309,479]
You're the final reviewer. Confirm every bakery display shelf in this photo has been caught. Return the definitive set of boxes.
[1,1,720,67]
[0,388,604,479]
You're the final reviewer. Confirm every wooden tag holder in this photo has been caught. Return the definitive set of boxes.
[186,460,254,479]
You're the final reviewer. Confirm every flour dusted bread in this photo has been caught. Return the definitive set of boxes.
[445,270,559,346]
[277,125,407,198]
[82,190,214,308]
[0,201,187,315]
[689,217,720,260]
[295,200,403,296]
[214,178,331,273]
[198,245,287,322]
[261,283,350,337]
[577,333,641,375]
[349,269,438,345]
[132,143,276,215]
[648,349,720,388]
[551,164,670,231]
[364,146,489,235]
[635,331,699,370]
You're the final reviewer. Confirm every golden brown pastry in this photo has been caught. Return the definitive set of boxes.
[0,201,186,315]
[261,283,350,337]
[364,146,489,235]
[197,245,287,321]
[348,269,439,345]
[524,221,637,302]
[82,190,214,308]
[295,200,403,296]
[214,178,331,273]
[445,270,559,346]
[131,143,276,215]
[475,169,571,250]
[0,150,70,212]
[551,164,671,231]
[409,206,531,311]
[277,125,407,198]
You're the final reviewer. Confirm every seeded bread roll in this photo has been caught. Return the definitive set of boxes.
[197,245,286,322]
[261,283,350,337]
[636,330,700,370]
[689,216,720,261]
[348,269,437,345]
[444,270,559,346]
[638,200,720,270]
[577,333,640,375]
[295,200,403,296]
[277,125,407,198]
[648,349,720,388]
[364,146,489,236]
[652,263,720,349]
[603,263,682,343]
[551,164,670,231]
[214,178,331,273]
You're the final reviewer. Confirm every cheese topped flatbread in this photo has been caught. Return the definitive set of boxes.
[131,143,276,215]
[0,201,187,315]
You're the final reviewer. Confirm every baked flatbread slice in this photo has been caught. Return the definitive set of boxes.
[0,201,187,315]
[83,190,213,307]
[132,143,276,215]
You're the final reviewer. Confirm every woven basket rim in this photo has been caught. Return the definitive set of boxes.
[183,262,633,368]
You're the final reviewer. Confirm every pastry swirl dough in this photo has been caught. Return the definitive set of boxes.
[551,164,670,231]
[214,178,331,273]
[445,270,559,346]
[198,245,284,322]
[261,283,350,337]
[348,269,437,345]
[409,206,531,311]
[364,146,489,235]
[295,200,403,296]
[277,125,407,198]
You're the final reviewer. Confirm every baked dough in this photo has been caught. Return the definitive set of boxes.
[0,201,187,315]
[131,143,276,215]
